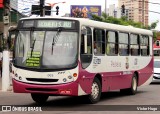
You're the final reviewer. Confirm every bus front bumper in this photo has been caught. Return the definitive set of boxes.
[12,79,78,96]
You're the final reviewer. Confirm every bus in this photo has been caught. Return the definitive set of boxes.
[11,17,153,104]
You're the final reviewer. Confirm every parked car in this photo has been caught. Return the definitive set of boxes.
[152,59,160,83]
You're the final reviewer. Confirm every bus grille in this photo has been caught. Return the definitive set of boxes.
[26,88,58,92]
[26,78,58,82]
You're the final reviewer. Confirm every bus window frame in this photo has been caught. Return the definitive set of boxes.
[130,33,140,56]
[80,26,93,69]
[140,34,150,56]
[118,32,129,56]
[93,28,105,56]
[106,30,118,56]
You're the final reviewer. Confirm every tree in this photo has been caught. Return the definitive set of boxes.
[91,12,158,30]
[153,32,157,42]
[101,12,108,20]
[148,20,159,41]
[91,14,103,21]
[149,20,159,30]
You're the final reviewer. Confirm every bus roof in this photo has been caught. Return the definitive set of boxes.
[19,17,153,36]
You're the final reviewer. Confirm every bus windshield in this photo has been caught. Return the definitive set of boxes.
[14,30,78,70]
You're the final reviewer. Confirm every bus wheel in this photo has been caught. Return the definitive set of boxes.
[130,75,138,95]
[88,77,101,104]
[31,93,49,104]
[120,74,138,95]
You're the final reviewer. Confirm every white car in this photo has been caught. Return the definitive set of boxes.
[153,59,160,82]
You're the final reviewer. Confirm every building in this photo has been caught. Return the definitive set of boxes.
[118,0,149,26]
[107,4,121,18]
[0,0,27,54]
[0,0,26,35]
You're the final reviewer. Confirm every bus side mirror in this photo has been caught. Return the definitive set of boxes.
[8,32,16,50]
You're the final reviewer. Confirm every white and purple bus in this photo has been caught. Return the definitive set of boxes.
[11,17,153,104]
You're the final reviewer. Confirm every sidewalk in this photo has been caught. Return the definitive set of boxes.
[0,76,13,92]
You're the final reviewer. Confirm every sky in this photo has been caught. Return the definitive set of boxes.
[11,0,160,30]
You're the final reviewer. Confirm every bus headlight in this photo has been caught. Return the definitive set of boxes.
[63,78,67,82]
[19,76,22,80]
[15,74,18,77]
[68,75,72,79]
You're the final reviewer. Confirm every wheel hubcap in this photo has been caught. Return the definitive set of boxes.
[91,82,99,99]
[132,77,137,91]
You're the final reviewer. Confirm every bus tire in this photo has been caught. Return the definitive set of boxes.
[31,93,49,104]
[120,74,138,95]
[88,77,101,104]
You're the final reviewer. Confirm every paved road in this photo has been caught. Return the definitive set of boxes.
[0,83,160,114]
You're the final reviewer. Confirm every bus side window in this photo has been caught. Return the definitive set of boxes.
[80,26,92,69]
[106,31,118,56]
[130,34,140,56]
[93,29,105,55]
[119,32,129,56]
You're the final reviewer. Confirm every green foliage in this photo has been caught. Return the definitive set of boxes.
[91,14,103,21]
[91,12,158,30]
[150,20,159,29]
[153,32,157,42]
[101,12,108,19]
[153,31,160,42]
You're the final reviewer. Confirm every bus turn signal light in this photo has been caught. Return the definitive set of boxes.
[73,73,77,77]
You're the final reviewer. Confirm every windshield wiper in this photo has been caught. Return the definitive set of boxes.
[30,39,36,57]
[30,27,35,57]
[51,27,63,54]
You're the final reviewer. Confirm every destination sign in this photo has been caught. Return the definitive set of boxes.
[23,20,34,27]
[37,20,75,29]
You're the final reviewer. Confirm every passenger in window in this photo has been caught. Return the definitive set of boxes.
[94,42,97,54]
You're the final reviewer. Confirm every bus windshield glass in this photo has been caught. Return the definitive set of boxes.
[14,30,78,69]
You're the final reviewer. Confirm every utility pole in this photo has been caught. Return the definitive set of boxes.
[40,0,45,17]
[105,0,107,15]
[2,0,10,91]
